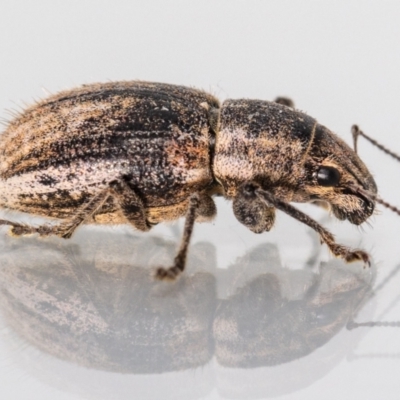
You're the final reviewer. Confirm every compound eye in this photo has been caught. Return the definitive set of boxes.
[316,166,341,187]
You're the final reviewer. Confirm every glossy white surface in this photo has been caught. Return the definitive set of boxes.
[1,1,400,399]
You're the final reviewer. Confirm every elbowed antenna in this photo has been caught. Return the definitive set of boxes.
[351,125,400,217]
[352,125,400,162]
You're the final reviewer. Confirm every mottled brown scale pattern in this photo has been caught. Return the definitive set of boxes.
[214,99,317,198]
[0,81,219,221]
[0,81,379,279]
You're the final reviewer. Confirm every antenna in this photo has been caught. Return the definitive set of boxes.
[351,124,400,216]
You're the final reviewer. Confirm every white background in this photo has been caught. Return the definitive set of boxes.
[1,1,400,399]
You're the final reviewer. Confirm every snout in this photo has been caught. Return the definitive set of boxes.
[331,181,377,225]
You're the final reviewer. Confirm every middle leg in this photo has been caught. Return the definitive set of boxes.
[155,192,216,280]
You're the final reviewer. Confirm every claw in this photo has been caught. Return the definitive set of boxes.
[155,266,181,281]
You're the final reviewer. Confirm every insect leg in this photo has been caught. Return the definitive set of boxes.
[109,179,151,232]
[2,189,111,239]
[251,185,370,265]
[2,180,151,238]
[233,184,275,233]
[155,193,201,280]
[274,97,295,108]
[351,125,360,153]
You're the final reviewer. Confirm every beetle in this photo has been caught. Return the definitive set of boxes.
[0,81,379,279]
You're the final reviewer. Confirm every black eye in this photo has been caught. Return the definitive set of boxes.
[316,166,341,187]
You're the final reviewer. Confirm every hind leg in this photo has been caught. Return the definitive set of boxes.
[2,179,152,239]
[2,188,112,238]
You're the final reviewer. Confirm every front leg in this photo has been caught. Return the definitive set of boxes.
[248,183,370,265]
[233,184,275,233]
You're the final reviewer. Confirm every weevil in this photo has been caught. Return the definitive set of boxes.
[0,81,379,279]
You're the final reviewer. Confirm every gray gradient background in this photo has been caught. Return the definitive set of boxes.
[0,1,400,399]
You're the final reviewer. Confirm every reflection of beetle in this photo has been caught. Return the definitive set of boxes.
[0,234,373,373]
[214,246,373,368]
[0,81,377,279]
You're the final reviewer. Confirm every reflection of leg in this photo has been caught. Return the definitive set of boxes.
[156,193,201,280]
[251,184,370,265]
[3,189,111,239]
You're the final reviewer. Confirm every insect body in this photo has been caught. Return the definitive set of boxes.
[0,81,377,279]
